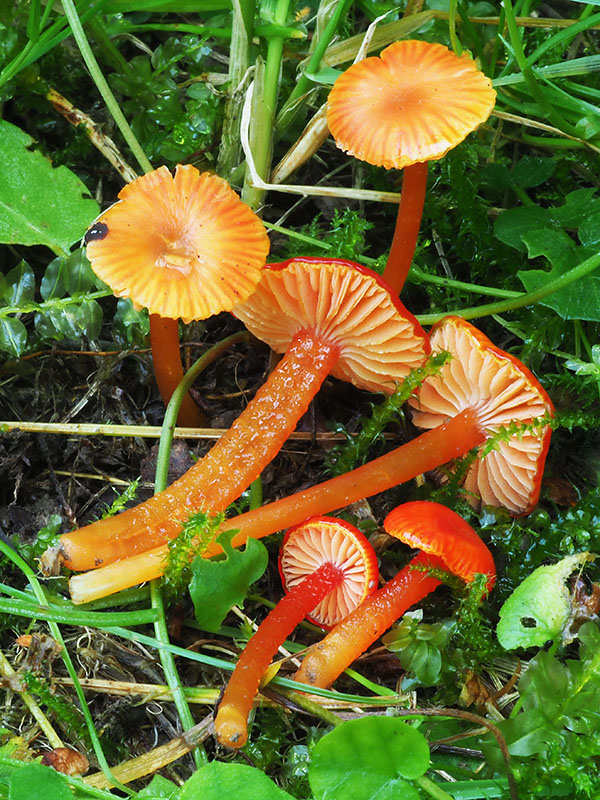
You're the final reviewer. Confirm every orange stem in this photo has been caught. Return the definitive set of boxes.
[68,408,486,602]
[382,162,428,295]
[215,561,344,749]
[59,332,340,571]
[294,552,443,688]
[149,315,207,428]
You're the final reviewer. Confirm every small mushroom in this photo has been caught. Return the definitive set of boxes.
[327,40,496,294]
[294,501,495,689]
[66,317,553,603]
[215,516,378,748]
[57,257,429,575]
[84,165,269,426]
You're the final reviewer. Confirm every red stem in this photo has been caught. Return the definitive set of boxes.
[215,561,344,748]
[60,332,339,570]
[383,162,429,295]
[294,552,443,688]
[149,315,207,428]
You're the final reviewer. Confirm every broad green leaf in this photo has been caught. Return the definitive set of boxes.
[0,317,27,356]
[492,205,551,252]
[2,261,35,306]
[137,774,180,798]
[40,256,68,301]
[579,213,600,246]
[0,120,98,253]
[6,763,71,800]
[551,188,600,229]
[517,229,600,321]
[189,530,268,632]
[512,156,556,189]
[180,761,294,800]
[309,717,429,800]
[497,552,593,650]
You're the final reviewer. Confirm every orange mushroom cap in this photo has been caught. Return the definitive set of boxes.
[408,317,554,515]
[327,40,496,170]
[233,257,430,394]
[84,165,270,323]
[279,516,379,628]
[384,501,496,593]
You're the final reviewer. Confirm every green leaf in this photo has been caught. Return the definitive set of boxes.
[512,156,556,189]
[0,120,98,253]
[551,188,600,229]
[0,317,27,356]
[579,213,600,246]
[189,530,268,633]
[493,205,551,252]
[179,761,294,800]
[517,228,600,321]
[497,553,593,650]
[5,763,71,800]
[137,774,180,798]
[2,261,35,305]
[309,717,430,800]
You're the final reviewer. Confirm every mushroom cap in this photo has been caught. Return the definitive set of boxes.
[327,40,496,170]
[233,257,430,394]
[384,501,496,592]
[408,317,554,515]
[279,516,379,628]
[84,165,270,323]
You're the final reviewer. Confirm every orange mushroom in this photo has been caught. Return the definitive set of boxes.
[84,164,269,427]
[54,257,429,573]
[294,501,495,689]
[65,316,553,604]
[327,40,496,294]
[215,516,378,748]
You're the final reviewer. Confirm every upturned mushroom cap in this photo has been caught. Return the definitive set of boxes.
[408,317,554,515]
[327,40,496,170]
[84,165,269,323]
[384,501,496,592]
[279,516,379,628]
[233,257,430,394]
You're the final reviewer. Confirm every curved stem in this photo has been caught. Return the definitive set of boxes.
[215,561,344,748]
[68,408,485,602]
[296,552,442,688]
[417,249,600,325]
[60,332,340,571]
[383,162,429,295]
[149,315,207,428]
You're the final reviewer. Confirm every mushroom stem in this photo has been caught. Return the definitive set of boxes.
[294,551,442,688]
[215,561,344,749]
[58,332,340,571]
[68,408,485,602]
[149,315,207,428]
[383,162,428,295]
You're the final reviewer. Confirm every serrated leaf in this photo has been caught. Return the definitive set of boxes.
[189,530,268,633]
[493,205,551,252]
[0,120,98,253]
[180,761,294,800]
[512,156,556,189]
[3,261,35,305]
[0,317,28,356]
[552,188,600,228]
[309,717,430,800]
[497,553,593,650]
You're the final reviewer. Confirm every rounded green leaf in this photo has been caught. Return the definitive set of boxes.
[309,717,430,800]
[179,761,294,800]
[0,316,28,356]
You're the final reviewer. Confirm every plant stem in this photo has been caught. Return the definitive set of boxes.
[0,539,133,794]
[416,250,600,325]
[60,0,153,174]
[242,0,292,210]
[0,597,158,626]
[217,0,255,178]
[416,775,456,800]
[276,0,353,135]
[0,649,64,748]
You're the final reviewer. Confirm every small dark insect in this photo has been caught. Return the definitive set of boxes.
[84,221,109,244]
